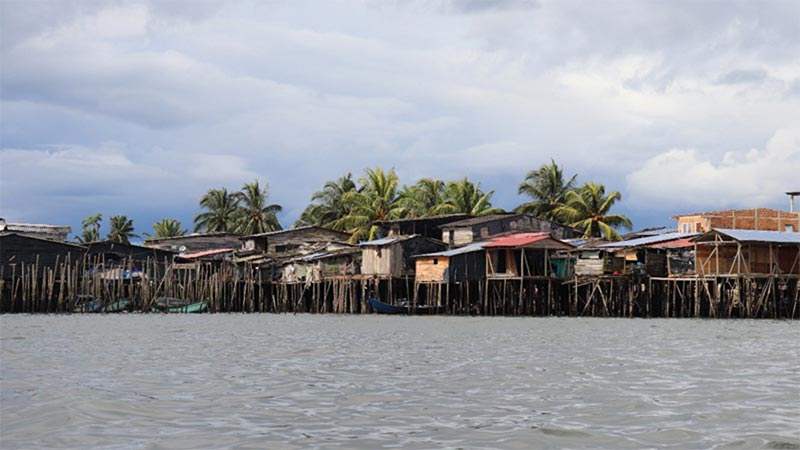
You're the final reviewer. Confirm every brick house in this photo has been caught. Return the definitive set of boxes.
[672,208,800,234]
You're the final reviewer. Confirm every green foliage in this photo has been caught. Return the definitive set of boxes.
[437,177,504,216]
[107,215,138,244]
[397,178,447,217]
[146,218,188,239]
[515,159,577,223]
[76,213,102,243]
[295,173,358,229]
[193,188,240,233]
[555,182,633,240]
[234,180,282,234]
[334,167,404,243]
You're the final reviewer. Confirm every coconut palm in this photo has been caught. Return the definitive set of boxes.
[76,213,102,243]
[555,182,633,240]
[335,167,404,243]
[107,215,138,244]
[438,177,504,216]
[515,159,577,222]
[145,218,188,239]
[295,173,358,228]
[193,188,240,233]
[235,180,282,234]
[398,178,447,217]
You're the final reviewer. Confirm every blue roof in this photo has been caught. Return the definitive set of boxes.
[600,232,697,248]
[415,242,486,258]
[711,229,800,244]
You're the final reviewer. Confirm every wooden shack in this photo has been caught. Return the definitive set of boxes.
[375,214,469,240]
[360,235,446,278]
[483,233,574,278]
[597,232,697,277]
[84,240,175,267]
[415,242,486,283]
[439,213,579,247]
[693,229,800,276]
[144,232,243,254]
[241,226,350,254]
[0,233,86,277]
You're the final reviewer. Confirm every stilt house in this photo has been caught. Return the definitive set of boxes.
[360,235,446,278]
[483,233,574,279]
[693,229,800,276]
[414,242,486,283]
[439,213,579,247]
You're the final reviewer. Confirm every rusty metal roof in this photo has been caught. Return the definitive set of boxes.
[483,232,572,249]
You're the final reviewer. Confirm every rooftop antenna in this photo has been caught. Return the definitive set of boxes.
[788,191,800,213]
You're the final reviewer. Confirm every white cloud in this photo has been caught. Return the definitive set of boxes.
[626,128,800,211]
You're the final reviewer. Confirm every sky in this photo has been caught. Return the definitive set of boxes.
[2,0,799,239]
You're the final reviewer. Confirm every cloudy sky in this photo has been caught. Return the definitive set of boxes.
[2,0,799,238]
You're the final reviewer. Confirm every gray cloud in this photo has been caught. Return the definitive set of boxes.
[2,0,799,235]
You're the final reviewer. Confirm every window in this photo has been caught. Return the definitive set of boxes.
[682,223,693,233]
[433,258,438,265]
[787,224,796,232]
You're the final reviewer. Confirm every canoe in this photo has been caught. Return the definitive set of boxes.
[369,297,444,315]
[151,297,209,314]
[102,299,130,313]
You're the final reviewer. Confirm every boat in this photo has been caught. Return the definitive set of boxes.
[151,297,209,314]
[369,297,444,315]
[102,299,130,313]
[73,295,102,313]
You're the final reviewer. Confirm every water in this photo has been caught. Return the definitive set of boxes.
[1,315,798,449]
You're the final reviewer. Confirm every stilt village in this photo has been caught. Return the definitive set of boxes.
[2,201,799,318]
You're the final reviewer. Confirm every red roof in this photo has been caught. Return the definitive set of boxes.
[179,248,235,259]
[483,232,571,248]
[648,238,694,249]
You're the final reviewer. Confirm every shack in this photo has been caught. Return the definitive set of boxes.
[375,214,469,240]
[693,229,800,276]
[84,240,175,267]
[439,213,578,247]
[483,233,574,278]
[414,242,486,283]
[144,232,243,254]
[0,233,86,277]
[241,226,351,254]
[598,232,697,277]
[360,235,446,278]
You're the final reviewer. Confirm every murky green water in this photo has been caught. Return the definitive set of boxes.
[1,315,798,449]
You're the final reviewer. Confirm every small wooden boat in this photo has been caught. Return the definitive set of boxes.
[369,297,444,315]
[102,299,130,313]
[151,297,209,314]
[73,295,102,313]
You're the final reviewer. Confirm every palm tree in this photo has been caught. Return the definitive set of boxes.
[76,213,102,243]
[235,180,282,234]
[335,167,405,242]
[516,159,577,222]
[397,178,447,217]
[555,182,633,240]
[145,218,188,239]
[438,177,504,216]
[107,215,138,244]
[193,188,240,233]
[295,173,358,228]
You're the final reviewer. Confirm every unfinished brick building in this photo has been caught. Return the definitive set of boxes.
[672,208,800,234]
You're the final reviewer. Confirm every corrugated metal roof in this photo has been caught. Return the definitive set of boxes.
[708,229,800,244]
[483,232,567,248]
[649,237,695,249]
[179,248,234,259]
[600,232,697,248]
[416,242,486,258]
[358,234,424,246]
[439,213,521,228]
